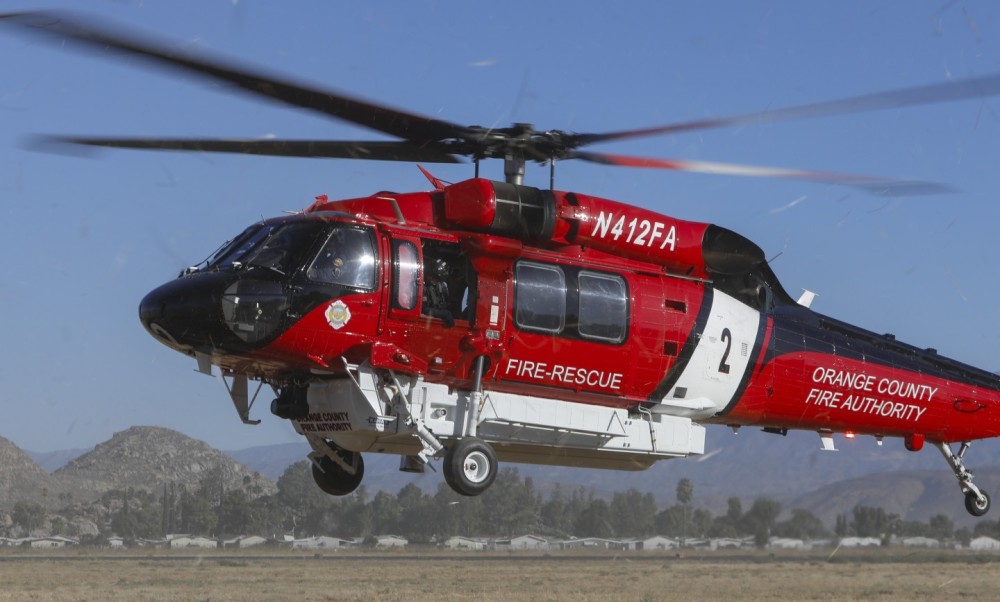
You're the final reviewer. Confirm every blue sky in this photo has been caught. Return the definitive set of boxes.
[1,1,999,453]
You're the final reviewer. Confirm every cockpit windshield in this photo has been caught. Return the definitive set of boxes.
[207,221,326,274]
[202,220,376,289]
[244,222,327,275]
[206,224,268,269]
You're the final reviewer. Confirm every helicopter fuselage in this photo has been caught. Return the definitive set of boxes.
[139,177,1000,449]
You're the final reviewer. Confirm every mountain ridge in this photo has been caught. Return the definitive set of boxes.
[8,426,275,509]
[7,426,1000,527]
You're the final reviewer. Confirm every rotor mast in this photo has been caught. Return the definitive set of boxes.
[503,151,526,185]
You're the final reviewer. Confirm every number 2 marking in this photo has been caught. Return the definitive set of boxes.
[718,328,732,374]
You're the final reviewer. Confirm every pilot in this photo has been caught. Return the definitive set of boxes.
[424,258,456,326]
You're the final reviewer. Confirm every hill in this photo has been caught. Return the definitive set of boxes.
[786,466,1000,527]
[51,426,276,502]
[0,436,60,508]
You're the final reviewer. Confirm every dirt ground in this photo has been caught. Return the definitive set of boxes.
[0,549,997,601]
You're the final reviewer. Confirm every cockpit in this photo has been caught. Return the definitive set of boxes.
[140,216,379,356]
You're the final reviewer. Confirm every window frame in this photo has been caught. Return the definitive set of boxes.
[305,225,378,290]
[577,270,629,344]
[392,239,421,311]
[512,259,630,345]
[514,261,567,334]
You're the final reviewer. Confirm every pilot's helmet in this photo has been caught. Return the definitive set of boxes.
[430,258,450,280]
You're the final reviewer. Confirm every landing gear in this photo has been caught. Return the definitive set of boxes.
[441,357,498,497]
[966,490,992,517]
[936,441,991,517]
[443,437,498,496]
[311,441,365,496]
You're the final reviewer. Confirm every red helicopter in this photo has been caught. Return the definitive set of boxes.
[7,11,1000,516]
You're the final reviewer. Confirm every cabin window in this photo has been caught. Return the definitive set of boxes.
[392,240,420,310]
[513,260,630,344]
[421,240,475,324]
[515,262,566,334]
[578,271,628,343]
[307,227,377,289]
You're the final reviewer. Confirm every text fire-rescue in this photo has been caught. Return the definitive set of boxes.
[505,358,624,390]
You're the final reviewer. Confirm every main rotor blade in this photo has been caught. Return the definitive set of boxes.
[570,151,953,196]
[28,136,463,163]
[0,11,469,146]
[569,72,1000,147]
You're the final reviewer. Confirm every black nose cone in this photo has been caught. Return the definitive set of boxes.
[139,273,289,354]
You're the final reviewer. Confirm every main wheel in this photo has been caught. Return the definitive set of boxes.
[311,452,365,496]
[443,437,498,496]
[965,489,991,517]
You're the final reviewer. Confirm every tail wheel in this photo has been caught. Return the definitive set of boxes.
[965,490,991,517]
[311,452,365,496]
[443,437,498,496]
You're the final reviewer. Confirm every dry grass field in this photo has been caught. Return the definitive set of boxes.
[1,549,999,601]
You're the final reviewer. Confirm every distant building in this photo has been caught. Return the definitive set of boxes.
[509,535,549,550]
[28,536,77,549]
[900,536,939,548]
[375,535,408,548]
[223,535,267,548]
[838,537,882,548]
[970,536,1000,551]
[444,536,488,551]
[292,536,351,550]
[641,536,678,550]
[557,537,624,550]
[708,538,744,550]
[769,537,807,550]
[168,536,217,549]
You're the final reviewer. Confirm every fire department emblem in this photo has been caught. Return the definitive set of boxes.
[325,300,351,330]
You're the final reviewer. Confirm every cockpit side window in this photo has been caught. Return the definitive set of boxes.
[307,227,377,289]
[392,240,420,310]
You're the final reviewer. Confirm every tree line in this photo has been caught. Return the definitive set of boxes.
[5,463,994,546]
